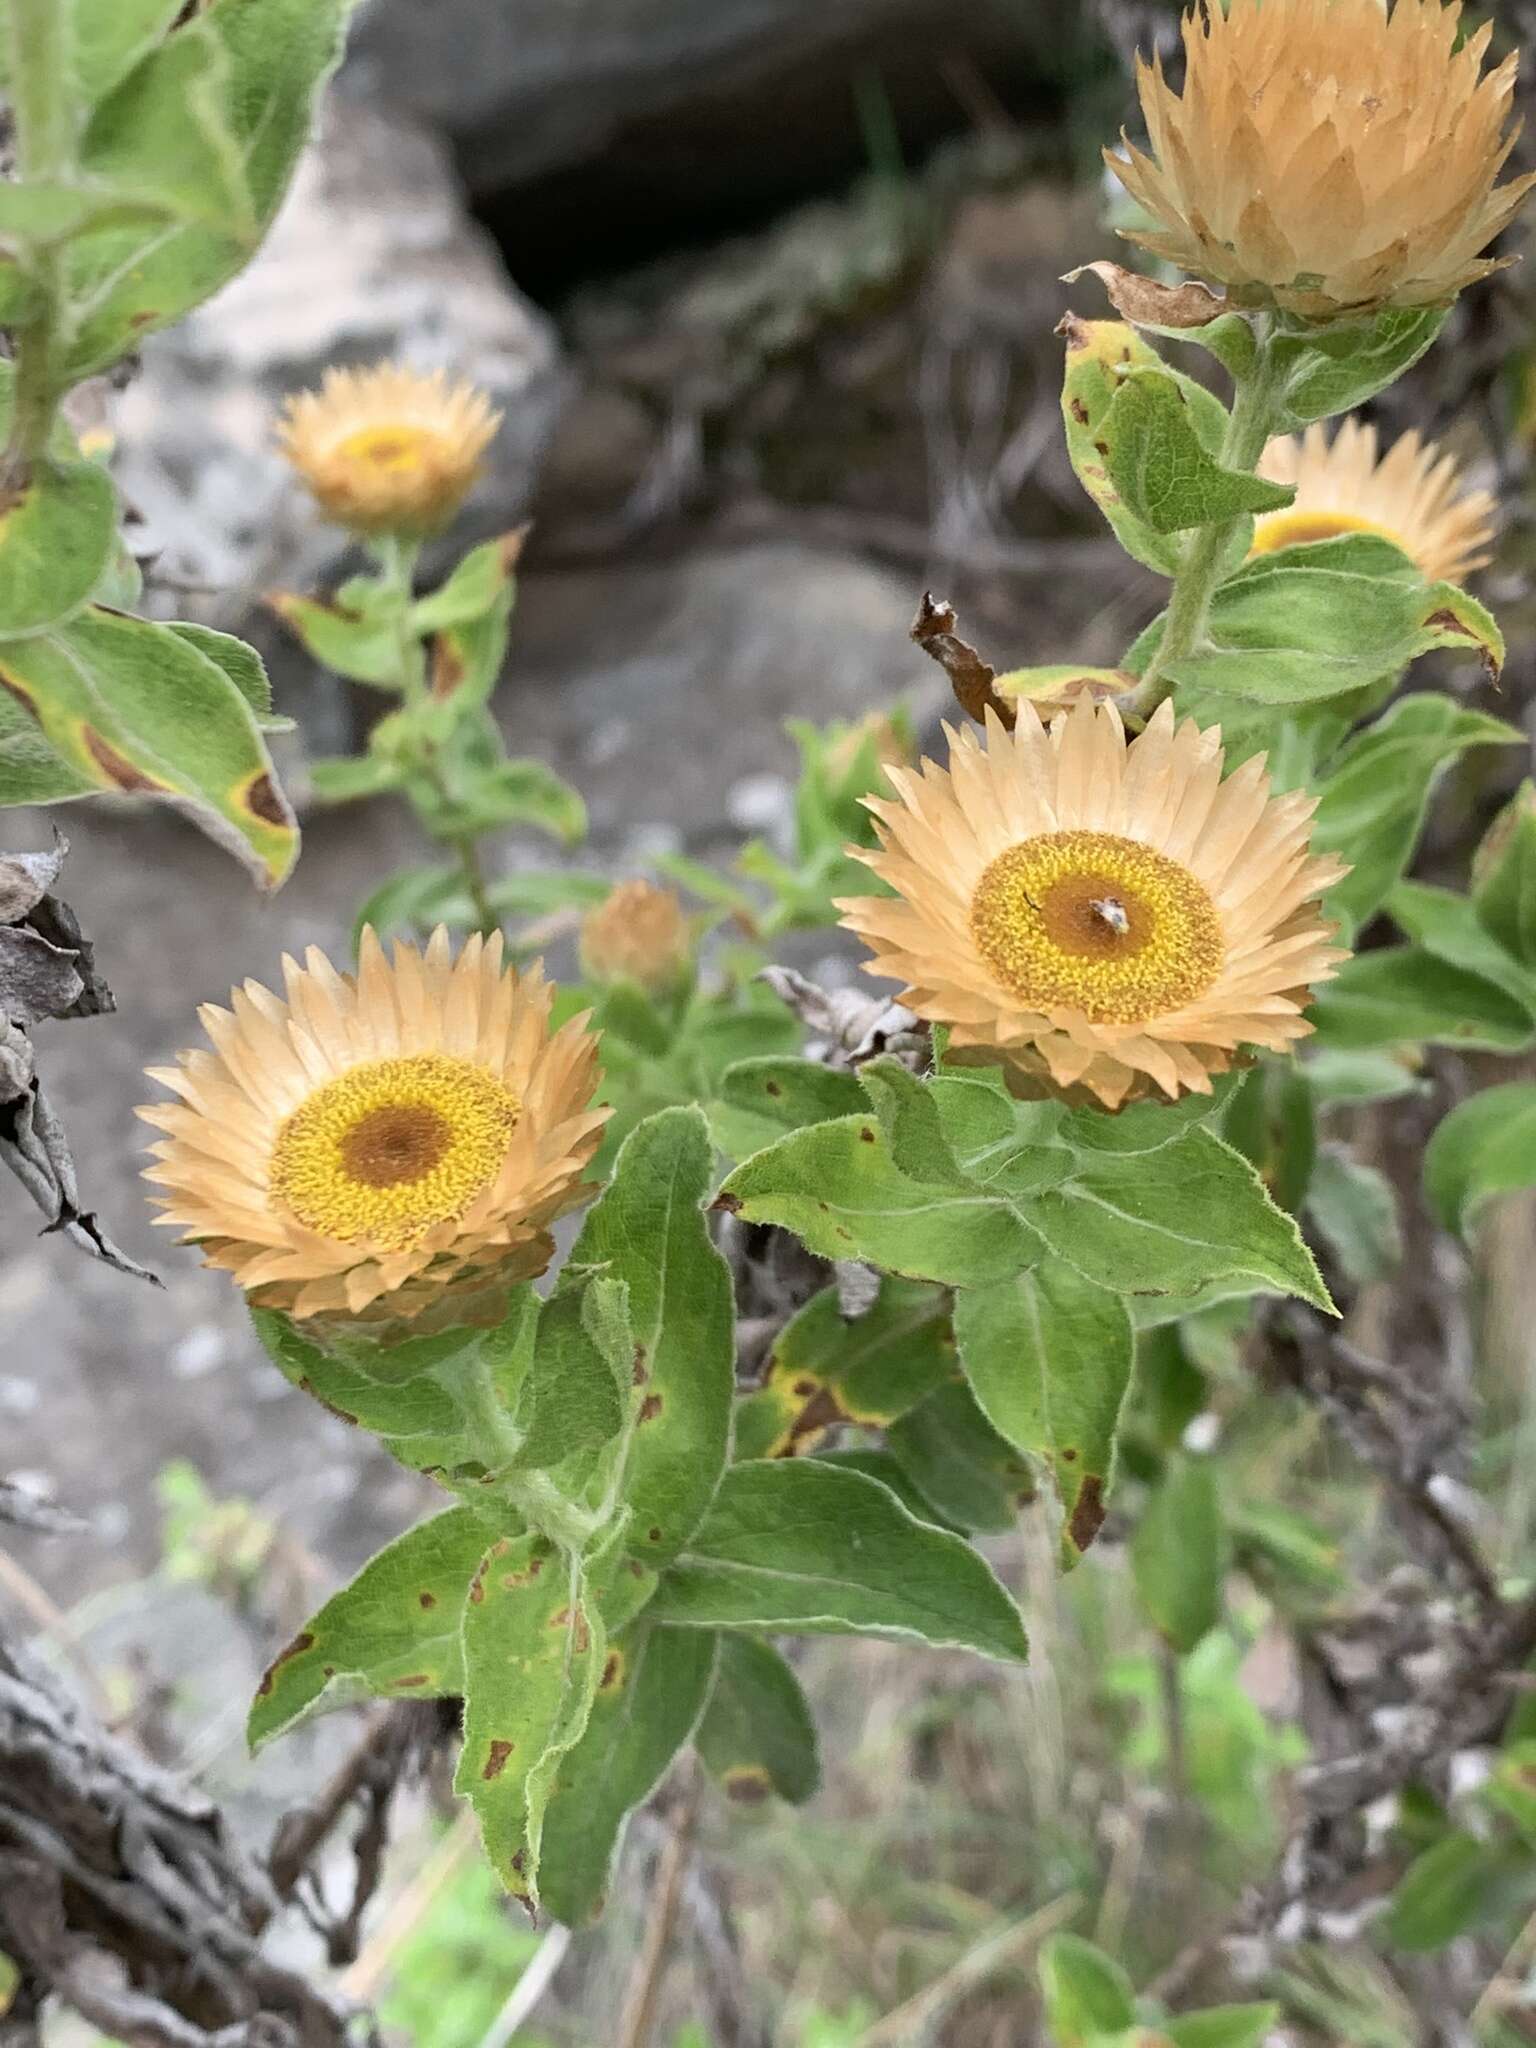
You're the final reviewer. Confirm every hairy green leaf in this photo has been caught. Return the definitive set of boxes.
[709,1056,866,1164]
[650,1459,1029,1663]
[455,1538,603,1903]
[0,608,297,887]
[0,457,117,637]
[695,1633,820,1806]
[1102,367,1293,533]
[886,1379,1030,1534]
[538,1622,717,1926]
[565,1108,734,1562]
[248,1506,493,1749]
[954,1265,1133,1563]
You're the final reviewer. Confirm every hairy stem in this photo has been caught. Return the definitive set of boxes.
[374,537,498,936]
[1136,317,1288,712]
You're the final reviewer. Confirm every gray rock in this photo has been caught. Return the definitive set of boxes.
[343,0,1059,200]
[501,541,947,845]
[109,93,565,613]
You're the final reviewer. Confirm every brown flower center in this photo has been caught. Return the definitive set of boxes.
[269,1053,520,1249]
[970,830,1223,1025]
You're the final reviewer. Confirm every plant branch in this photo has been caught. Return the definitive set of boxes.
[1135,316,1287,711]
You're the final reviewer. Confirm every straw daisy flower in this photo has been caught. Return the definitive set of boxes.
[277,364,500,537]
[580,880,692,993]
[838,698,1348,1111]
[1107,0,1535,319]
[1253,420,1495,584]
[141,930,607,1335]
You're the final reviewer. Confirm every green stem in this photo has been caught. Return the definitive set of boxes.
[3,0,74,487]
[455,1350,599,1551]
[374,537,498,937]
[1136,317,1288,712]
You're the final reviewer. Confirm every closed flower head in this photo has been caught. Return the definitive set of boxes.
[580,880,692,993]
[1254,419,1494,583]
[838,697,1348,1110]
[1108,0,1535,319]
[277,363,500,537]
[141,930,607,1335]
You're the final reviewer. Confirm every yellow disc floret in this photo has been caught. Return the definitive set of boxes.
[269,1052,520,1250]
[969,830,1223,1025]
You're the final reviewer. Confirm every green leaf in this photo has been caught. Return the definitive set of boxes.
[1027,1127,1332,1311]
[0,457,117,637]
[1475,781,1536,971]
[507,1276,629,1475]
[309,753,403,803]
[167,622,284,729]
[564,1109,734,1563]
[488,869,614,918]
[1274,305,1448,427]
[695,1633,820,1806]
[425,600,511,715]
[1304,1048,1425,1106]
[1102,367,1293,534]
[886,1380,1030,1535]
[719,1114,1041,1287]
[248,1506,493,1749]
[1037,1934,1136,2044]
[436,757,585,845]
[351,864,469,948]
[813,1446,965,1530]
[650,1459,1029,1663]
[954,1265,1133,1564]
[1312,944,1533,1054]
[1386,1831,1497,1952]
[1164,2006,1281,2048]
[1306,1146,1401,1284]
[708,1057,866,1164]
[268,589,401,687]
[1060,1073,1239,1155]
[455,1538,603,1903]
[538,1622,718,1926]
[1138,555,1502,708]
[1389,879,1536,1015]
[70,0,187,106]
[61,0,353,378]
[79,18,253,240]
[733,1277,952,1460]
[1132,1456,1224,1652]
[412,531,525,634]
[1060,317,1224,575]
[0,607,297,888]
[1424,1084,1536,1238]
[1310,694,1520,934]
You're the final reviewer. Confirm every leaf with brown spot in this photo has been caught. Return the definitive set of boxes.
[538,1623,718,1927]
[247,1506,496,1750]
[455,1541,605,1905]
[0,610,298,888]
[954,1265,1133,1566]
[695,1634,820,1806]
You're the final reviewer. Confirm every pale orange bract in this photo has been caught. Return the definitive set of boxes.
[1253,419,1495,584]
[140,929,607,1336]
[580,880,692,994]
[1107,0,1535,319]
[276,363,500,537]
[838,698,1349,1111]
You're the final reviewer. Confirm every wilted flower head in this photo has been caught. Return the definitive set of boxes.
[141,930,606,1335]
[1107,0,1535,319]
[1254,419,1495,583]
[277,363,500,537]
[838,697,1348,1110]
[580,880,692,993]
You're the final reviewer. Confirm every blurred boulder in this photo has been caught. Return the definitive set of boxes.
[342,0,1086,285]
[109,94,566,614]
